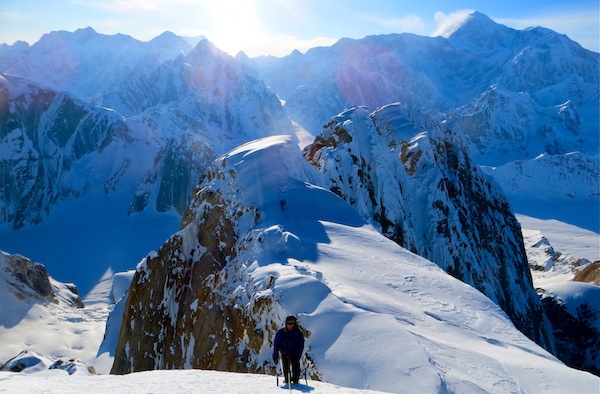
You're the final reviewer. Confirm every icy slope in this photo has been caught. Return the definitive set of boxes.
[111,135,598,393]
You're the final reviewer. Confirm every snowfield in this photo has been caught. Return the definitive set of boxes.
[0,369,386,393]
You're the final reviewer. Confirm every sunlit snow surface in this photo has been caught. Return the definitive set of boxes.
[0,369,385,394]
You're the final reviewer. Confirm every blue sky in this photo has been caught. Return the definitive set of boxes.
[1,0,598,56]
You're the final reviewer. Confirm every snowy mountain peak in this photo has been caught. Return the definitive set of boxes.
[187,37,225,60]
[443,11,499,39]
[151,30,179,42]
[72,26,98,39]
[148,31,193,53]
[446,11,517,48]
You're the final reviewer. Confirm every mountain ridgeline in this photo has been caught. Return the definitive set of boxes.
[110,106,557,379]
[1,11,599,378]
[303,104,554,350]
[252,12,599,167]
[0,38,291,229]
[1,12,596,230]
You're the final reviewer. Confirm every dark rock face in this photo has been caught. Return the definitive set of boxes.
[111,163,280,374]
[304,105,555,352]
[5,253,53,299]
[573,261,600,285]
[538,286,600,376]
[2,252,84,308]
[0,74,129,229]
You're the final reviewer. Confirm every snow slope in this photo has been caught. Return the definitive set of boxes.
[0,369,385,394]
[0,251,111,368]
[110,135,598,393]
[303,104,553,350]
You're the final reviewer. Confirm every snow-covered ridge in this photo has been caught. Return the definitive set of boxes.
[303,104,553,351]
[483,152,599,201]
[110,135,598,392]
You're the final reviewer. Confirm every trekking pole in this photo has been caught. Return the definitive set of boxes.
[279,354,285,387]
[281,356,291,392]
[275,352,285,387]
[276,359,279,387]
[287,360,292,392]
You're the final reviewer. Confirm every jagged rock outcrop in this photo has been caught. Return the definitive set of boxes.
[1,250,83,307]
[573,261,600,285]
[111,137,301,374]
[0,349,96,375]
[4,252,53,300]
[304,104,555,352]
[522,229,591,285]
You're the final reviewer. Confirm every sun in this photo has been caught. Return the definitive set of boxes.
[205,0,264,56]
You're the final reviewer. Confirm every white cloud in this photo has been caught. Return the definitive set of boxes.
[431,9,474,38]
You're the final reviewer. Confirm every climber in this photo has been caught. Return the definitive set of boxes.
[273,315,305,384]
